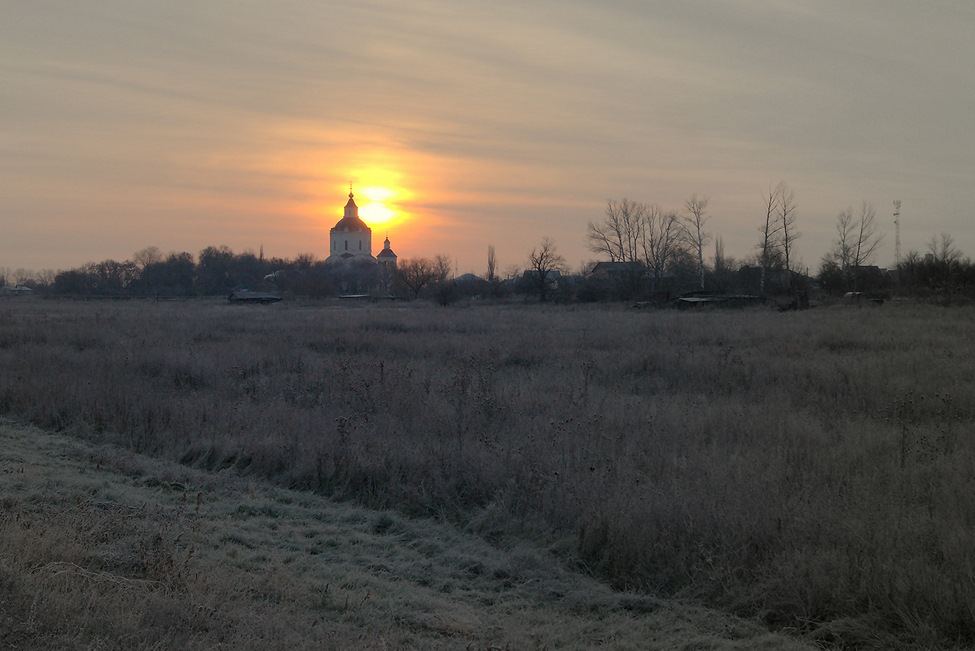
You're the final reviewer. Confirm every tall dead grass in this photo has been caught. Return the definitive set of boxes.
[2,419,812,650]
[1,298,973,648]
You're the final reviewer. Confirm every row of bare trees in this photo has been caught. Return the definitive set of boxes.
[821,228,975,299]
[757,182,801,293]
[393,255,452,299]
[897,233,975,299]
[817,202,884,293]
[587,196,710,296]
[584,184,899,300]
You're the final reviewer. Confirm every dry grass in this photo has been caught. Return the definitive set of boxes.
[0,419,809,650]
[1,297,974,648]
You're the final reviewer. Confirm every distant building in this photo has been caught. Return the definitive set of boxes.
[590,261,644,280]
[0,285,33,296]
[326,190,374,264]
[325,189,398,268]
[376,236,398,270]
[376,236,398,297]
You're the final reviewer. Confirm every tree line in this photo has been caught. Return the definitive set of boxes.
[580,186,802,300]
[0,245,424,300]
[575,186,975,303]
[4,189,974,303]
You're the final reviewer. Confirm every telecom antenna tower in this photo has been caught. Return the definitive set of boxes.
[893,200,902,268]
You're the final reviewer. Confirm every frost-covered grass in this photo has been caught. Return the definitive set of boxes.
[1,298,973,648]
[0,420,808,649]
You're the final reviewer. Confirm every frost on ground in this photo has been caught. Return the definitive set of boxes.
[0,419,810,650]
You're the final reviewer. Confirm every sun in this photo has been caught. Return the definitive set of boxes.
[356,185,399,227]
[347,169,413,228]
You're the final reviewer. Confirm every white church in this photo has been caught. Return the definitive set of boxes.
[325,189,397,270]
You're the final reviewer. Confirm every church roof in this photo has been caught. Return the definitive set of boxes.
[331,192,370,233]
[377,236,397,258]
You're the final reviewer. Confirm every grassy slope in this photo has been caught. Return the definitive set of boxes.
[0,419,812,650]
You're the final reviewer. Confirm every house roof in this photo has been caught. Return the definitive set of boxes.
[592,261,642,271]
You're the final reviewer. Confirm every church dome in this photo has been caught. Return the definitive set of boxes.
[331,192,370,233]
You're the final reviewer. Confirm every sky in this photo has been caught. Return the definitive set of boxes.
[3,0,975,276]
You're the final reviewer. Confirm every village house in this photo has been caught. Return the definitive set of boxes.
[0,285,33,296]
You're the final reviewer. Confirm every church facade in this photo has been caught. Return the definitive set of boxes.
[326,191,374,264]
[325,186,397,296]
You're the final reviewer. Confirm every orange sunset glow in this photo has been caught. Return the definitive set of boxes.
[346,181,410,229]
[2,2,974,275]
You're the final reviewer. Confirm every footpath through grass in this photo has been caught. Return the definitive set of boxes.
[0,419,811,650]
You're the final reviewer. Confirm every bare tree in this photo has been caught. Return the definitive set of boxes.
[13,269,35,287]
[714,235,726,274]
[486,245,497,283]
[589,198,689,296]
[825,202,884,292]
[757,183,784,294]
[684,194,711,290]
[851,201,883,291]
[395,258,439,299]
[527,237,566,302]
[433,254,453,282]
[833,208,857,278]
[928,233,962,265]
[486,244,503,297]
[35,269,57,287]
[133,246,163,270]
[898,249,922,288]
[588,198,648,299]
[294,253,316,269]
[429,254,455,306]
[777,182,799,279]
[587,198,644,264]
[641,205,686,291]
